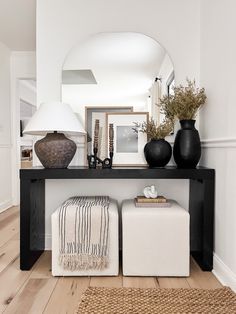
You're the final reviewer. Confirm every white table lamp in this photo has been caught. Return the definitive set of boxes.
[23,102,86,168]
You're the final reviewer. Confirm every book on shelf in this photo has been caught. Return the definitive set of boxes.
[136,195,167,203]
[134,199,171,207]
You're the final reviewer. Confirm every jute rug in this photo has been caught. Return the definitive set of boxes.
[77,287,236,313]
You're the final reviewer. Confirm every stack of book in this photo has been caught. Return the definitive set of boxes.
[134,196,171,207]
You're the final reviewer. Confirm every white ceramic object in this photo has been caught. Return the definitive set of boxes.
[143,185,158,198]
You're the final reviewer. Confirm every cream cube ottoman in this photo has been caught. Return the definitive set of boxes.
[122,199,189,276]
[52,198,119,276]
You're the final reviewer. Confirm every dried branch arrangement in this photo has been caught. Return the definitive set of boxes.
[159,79,207,120]
[134,118,173,140]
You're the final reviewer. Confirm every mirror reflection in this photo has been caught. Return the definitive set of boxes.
[61,32,174,158]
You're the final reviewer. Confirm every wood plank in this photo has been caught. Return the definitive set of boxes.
[0,204,223,312]
[1,251,58,313]
[186,258,203,288]
[4,278,57,314]
[186,258,222,289]
[123,276,158,288]
[0,257,32,313]
[0,217,19,248]
[0,252,54,312]
[44,277,90,314]
[0,239,19,274]
[11,232,20,240]
[0,211,19,230]
[158,277,190,288]
[0,255,224,314]
[90,273,122,288]
[30,251,52,279]
[0,206,19,224]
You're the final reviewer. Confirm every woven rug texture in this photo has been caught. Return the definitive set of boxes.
[77,286,236,314]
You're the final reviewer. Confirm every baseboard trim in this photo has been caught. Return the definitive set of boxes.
[201,137,236,148]
[213,254,236,292]
[0,199,13,213]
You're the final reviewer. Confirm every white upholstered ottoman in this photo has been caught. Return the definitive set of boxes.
[52,198,119,276]
[122,199,189,277]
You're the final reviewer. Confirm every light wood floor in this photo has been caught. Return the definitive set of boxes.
[0,206,222,314]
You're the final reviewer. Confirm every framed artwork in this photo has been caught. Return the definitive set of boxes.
[85,106,133,159]
[106,112,149,166]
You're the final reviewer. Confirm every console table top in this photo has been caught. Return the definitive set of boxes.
[20,166,215,180]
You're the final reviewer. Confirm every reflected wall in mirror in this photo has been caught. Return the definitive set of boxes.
[61,32,174,158]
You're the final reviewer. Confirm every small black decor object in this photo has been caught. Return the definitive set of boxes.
[144,139,172,168]
[87,120,113,169]
[173,119,201,168]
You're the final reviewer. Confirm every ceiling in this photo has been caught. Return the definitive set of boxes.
[62,32,167,108]
[0,0,36,50]
[62,70,97,84]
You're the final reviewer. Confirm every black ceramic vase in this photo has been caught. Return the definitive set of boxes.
[144,139,172,168]
[173,119,201,168]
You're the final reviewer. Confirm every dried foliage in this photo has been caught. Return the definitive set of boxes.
[159,79,207,120]
[134,118,173,140]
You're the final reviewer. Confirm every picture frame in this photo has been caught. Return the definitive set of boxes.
[106,112,149,166]
[85,106,133,159]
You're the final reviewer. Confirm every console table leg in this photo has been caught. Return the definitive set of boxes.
[189,178,215,271]
[20,179,45,270]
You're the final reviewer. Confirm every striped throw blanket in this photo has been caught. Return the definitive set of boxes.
[58,196,110,271]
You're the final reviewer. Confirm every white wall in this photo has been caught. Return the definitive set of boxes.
[19,80,36,109]
[200,0,236,291]
[37,0,200,103]
[37,0,200,244]
[11,52,36,205]
[0,41,12,212]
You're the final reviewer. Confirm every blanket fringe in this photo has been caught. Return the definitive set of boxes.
[59,254,109,271]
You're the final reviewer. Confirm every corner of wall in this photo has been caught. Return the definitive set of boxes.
[213,254,236,292]
[0,199,13,213]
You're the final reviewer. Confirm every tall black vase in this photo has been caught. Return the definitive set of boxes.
[144,139,172,168]
[173,119,201,168]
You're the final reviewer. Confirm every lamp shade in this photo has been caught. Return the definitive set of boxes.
[23,101,86,136]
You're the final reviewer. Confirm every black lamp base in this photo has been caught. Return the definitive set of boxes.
[34,132,76,168]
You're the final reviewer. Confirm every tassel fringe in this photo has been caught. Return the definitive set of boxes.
[59,254,109,271]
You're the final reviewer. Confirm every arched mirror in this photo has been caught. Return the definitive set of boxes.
[61,32,174,163]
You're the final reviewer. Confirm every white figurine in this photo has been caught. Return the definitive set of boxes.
[143,185,158,198]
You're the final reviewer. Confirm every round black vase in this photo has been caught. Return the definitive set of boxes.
[144,139,172,168]
[173,120,201,168]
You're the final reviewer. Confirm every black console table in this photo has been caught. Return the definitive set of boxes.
[20,166,215,271]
